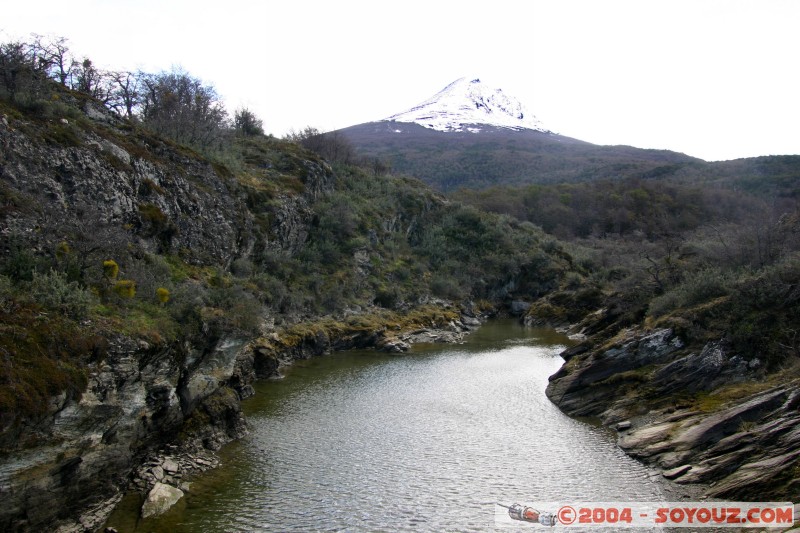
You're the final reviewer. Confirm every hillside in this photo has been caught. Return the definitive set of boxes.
[0,44,576,531]
[338,77,701,191]
[340,78,800,193]
[340,120,700,191]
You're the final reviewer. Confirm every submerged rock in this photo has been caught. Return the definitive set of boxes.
[141,482,184,518]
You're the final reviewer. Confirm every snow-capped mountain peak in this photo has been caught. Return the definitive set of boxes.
[385,77,550,134]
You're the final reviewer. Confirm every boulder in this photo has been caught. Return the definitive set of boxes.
[141,482,184,518]
[162,458,179,474]
[461,316,482,329]
[382,339,410,353]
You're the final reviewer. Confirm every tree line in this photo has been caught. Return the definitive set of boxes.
[0,34,263,148]
[0,34,392,170]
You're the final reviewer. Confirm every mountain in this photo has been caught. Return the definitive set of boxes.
[385,77,551,133]
[340,78,701,191]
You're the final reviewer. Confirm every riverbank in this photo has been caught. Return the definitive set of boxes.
[58,303,487,532]
[543,306,800,502]
[101,320,678,532]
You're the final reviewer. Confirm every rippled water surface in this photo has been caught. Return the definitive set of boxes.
[107,320,670,531]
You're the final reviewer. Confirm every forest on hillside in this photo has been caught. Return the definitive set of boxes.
[0,35,576,422]
[453,168,800,370]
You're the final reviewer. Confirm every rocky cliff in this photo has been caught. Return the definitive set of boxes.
[545,309,800,500]
[0,96,338,531]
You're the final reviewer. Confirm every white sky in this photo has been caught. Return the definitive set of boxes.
[3,0,799,161]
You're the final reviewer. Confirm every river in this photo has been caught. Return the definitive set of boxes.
[105,320,676,531]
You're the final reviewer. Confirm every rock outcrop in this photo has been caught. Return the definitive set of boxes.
[546,322,799,500]
[0,333,248,532]
[617,385,800,499]
[546,328,684,416]
[0,106,333,268]
[0,103,334,531]
[241,309,484,382]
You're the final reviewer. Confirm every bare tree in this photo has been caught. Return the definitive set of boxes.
[71,58,113,103]
[34,34,73,86]
[139,68,228,148]
[640,236,684,294]
[107,70,142,118]
[285,126,356,164]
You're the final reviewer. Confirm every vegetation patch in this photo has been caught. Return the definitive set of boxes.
[265,306,461,352]
[0,301,104,426]
[693,381,779,413]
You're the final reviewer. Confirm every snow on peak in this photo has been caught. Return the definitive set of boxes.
[385,77,550,133]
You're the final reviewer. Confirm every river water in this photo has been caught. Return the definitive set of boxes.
[106,320,674,532]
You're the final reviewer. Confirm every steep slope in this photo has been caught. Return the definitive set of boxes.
[0,96,332,532]
[0,87,575,531]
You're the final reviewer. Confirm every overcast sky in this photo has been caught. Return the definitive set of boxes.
[3,0,799,161]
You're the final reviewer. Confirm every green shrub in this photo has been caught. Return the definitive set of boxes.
[648,268,733,318]
[139,202,168,226]
[735,256,800,310]
[55,241,71,260]
[139,178,166,196]
[43,120,82,147]
[30,269,95,318]
[230,258,254,277]
[252,273,289,308]
[204,284,263,334]
[1,237,40,282]
[430,275,466,300]
[374,286,400,309]
[138,203,178,248]
[0,305,99,422]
